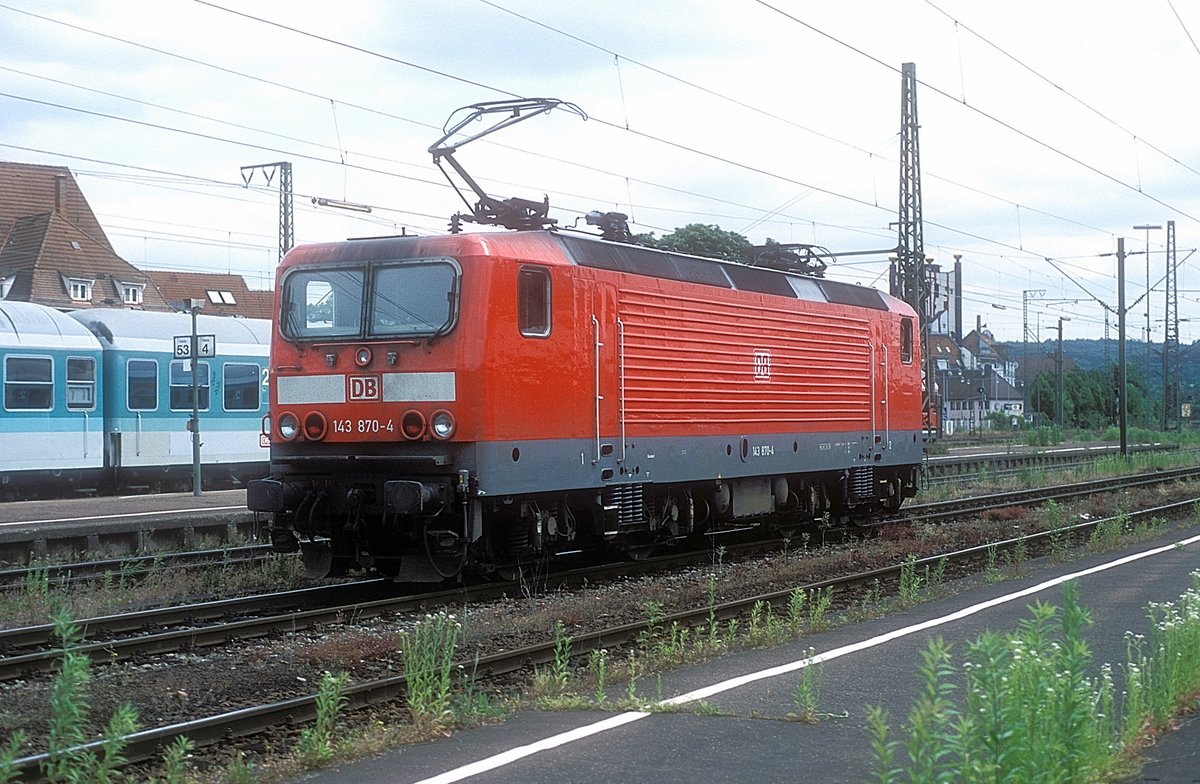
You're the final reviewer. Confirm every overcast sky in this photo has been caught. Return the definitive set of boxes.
[3,0,1199,345]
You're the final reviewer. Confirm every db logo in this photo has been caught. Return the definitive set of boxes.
[753,350,771,381]
[347,375,381,401]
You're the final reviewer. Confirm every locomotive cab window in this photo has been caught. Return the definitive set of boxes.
[371,261,458,337]
[66,357,96,410]
[126,359,158,411]
[280,261,459,340]
[281,268,365,339]
[518,266,551,337]
[900,317,914,364]
[4,356,53,411]
[170,361,210,411]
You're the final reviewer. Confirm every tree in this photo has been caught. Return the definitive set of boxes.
[1028,365,1150,430]
[636,223,751,260]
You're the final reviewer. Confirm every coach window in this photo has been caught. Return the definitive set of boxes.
[900,317,914,364]
[4,356,53,411]
[223,362,261,411]
[127,359,158,411]
[170,360,210,411]
[66,357,96,410]
[518,267,551,337]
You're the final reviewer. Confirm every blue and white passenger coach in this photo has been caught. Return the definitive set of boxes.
[69,308,271,491]
[0,301,106,496]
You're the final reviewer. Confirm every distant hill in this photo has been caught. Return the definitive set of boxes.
[997,338,1200,402]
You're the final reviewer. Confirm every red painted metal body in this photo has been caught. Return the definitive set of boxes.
[251,230,924,579]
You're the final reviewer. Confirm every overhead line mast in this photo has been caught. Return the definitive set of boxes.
[1163,220,1180,431]
[890,62,936,439]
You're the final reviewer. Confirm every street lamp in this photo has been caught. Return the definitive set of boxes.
[1056,317,1071,428]
[1134,223,1161,427]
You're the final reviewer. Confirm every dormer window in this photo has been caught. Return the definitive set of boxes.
[121,282,144,305]
[67,277,93,302]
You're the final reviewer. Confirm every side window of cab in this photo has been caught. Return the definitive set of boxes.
[900,317,914,364]
[518,266,551,338]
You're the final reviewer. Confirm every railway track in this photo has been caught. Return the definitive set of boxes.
[0,544,276,589]
[3,464,1198,684]
[9,461,1200,777]
[10,478,1198,781]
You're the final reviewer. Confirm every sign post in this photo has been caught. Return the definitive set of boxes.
[176,300,216,496]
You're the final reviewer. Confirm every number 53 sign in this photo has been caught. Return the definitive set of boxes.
[174,334,216,358]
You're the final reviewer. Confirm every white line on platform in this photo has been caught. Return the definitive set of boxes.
[0,506,245,527]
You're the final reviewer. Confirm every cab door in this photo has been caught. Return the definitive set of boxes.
[587,281,623,481]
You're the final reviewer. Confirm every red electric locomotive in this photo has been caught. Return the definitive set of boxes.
[248,229,924,580]
[248,98,924,580]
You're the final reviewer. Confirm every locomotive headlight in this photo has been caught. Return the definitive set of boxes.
[354,346,372,367]
[430,409,455,440]
[277,412,299,441]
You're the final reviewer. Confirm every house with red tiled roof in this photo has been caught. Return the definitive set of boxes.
[0,161,171,311]
[145,270,274,319]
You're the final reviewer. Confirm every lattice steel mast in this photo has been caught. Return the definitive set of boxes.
[890,62,935,437]
[240,161,294,262]
[1163,220,1179,430]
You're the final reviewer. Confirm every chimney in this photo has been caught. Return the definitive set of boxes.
[53,174,65,215]
[952,254,963,340]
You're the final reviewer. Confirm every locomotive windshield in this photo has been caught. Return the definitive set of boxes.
[281,260,458,340]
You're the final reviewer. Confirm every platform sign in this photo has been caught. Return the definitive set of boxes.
[174,334,216,358]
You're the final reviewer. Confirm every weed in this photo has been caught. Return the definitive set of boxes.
[296,671,350,765]
[156,736,196,784]
[786,587,807,634]
[42,605,141,784]
[787,648,825,723]
[984,544,1002,583]
[537,620,573,696]
[870,580,1200,784]
[867,705,899,784]
[456,652,504,721]
[898,556,922,608]
[0,731,25,784]
[639,601,664,652]
[808,587,834,631]
[588,648,609,704]
[1045,499,1071,560]
[1089,512,1128,551]
[748,600,765,641]
[401,611,462,725]
[222,750,255,784]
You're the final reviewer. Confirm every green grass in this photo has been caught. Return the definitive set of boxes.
[871,576,1200,783]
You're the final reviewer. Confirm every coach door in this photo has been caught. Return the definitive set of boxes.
[588,282,624,481]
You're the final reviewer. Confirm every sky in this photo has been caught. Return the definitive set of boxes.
[3,0,1199,347]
